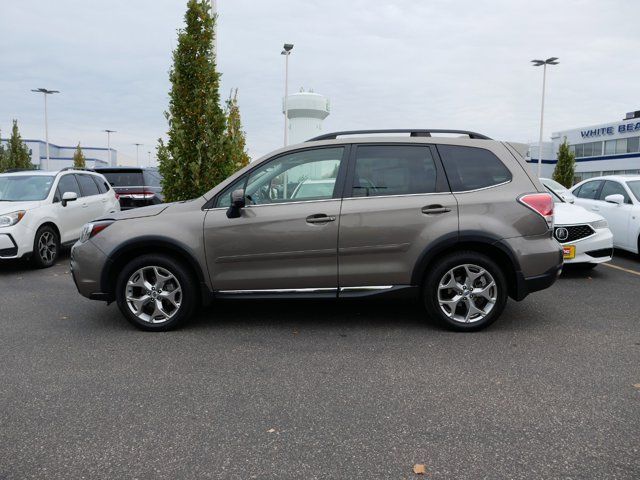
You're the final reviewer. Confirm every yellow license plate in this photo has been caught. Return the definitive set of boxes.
[562,245,576,260]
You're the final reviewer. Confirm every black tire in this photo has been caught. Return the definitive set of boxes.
[115,254,199,331]
[423,251,508,332]
[31,225,60,268]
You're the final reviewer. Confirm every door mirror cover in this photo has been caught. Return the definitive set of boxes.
[604,194,624,205]
[61,191,78,207]
[560,193,575,204]
[226,189,246,218]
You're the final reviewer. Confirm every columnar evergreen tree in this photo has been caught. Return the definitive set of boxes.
[73,142,86,169]
[0,130,7,172]
[5,120,34,170]
[157,0,233,202]
[224,89,250,171]
[552,138,576,188]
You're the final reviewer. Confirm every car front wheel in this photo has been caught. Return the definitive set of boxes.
[423,251,508,331]
[115,254,198,331]
[31,225,59,268]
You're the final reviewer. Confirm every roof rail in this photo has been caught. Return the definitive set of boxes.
[59,167,92,172]
[306,129,492,142]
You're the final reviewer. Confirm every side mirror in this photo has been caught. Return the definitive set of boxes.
[226,189,246,218]
[61,191,78,207]
[605,194,624,205]
[560,193,575,204]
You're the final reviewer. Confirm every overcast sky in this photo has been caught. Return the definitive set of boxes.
[1,0,638,165]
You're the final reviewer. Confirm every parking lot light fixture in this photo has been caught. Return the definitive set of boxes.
[281,43,294,146]
[103,129,116,166]
[30,88,59,171]
[531,57,559,178]
[133,143,142,167]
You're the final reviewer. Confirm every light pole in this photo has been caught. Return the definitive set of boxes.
[103,130,116,166]
[133,143,142,167]
[31,88,59,171]
[531,57,559,178]
[281,43,293,146]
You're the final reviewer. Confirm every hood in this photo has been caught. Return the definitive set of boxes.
[554,202,604,225]
[112,203,170,220]
[0,200,42,215]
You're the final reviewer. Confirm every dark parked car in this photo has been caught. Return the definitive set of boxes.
[93,167,163,210]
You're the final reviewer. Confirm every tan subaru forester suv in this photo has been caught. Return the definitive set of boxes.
[71,129,563,331]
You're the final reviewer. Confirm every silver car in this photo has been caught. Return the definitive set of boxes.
[70,129,563,331]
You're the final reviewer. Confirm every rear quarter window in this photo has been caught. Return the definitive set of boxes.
[437,145,512,191]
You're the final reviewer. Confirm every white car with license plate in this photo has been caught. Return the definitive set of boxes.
[0,169,119,268]
[546,187,613,267]
[570,175,640,254]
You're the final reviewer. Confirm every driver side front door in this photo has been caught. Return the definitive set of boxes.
[203,146,347,293]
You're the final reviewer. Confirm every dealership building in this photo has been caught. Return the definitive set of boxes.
[0,138,114,170]
[526,110,640,182]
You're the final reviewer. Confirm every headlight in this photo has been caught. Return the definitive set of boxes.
[591,219,608,229]
[79,220,115,243]
[0,210,26,227]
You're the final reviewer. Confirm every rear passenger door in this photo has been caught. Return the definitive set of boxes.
[338,144,458,289]
[75,174,104,222]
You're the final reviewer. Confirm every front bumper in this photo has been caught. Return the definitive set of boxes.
[559,227,613,264]
[70,240,109,300]
[0,223,35,259]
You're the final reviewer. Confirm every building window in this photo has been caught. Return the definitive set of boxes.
[627,137,639,153]
[604,140,616,155]
[616,138,627,154]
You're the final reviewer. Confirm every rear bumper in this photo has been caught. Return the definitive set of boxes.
[515,263,563,301]
[70,240,110,300]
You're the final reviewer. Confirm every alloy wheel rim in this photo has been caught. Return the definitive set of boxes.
[125,266,182,324]
[38,232,57,263]
[437,264,497,323]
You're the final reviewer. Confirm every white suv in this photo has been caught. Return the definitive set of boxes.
[0,169,120,267]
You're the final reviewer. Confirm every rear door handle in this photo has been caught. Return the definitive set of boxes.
[422,205,451,215]
[306,214,336,224]
[82,203,88,208]
[591,206,599,211]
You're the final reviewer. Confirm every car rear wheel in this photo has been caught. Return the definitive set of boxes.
[31,226,59,268]
[115,254,198,331]
[423,251,508,331]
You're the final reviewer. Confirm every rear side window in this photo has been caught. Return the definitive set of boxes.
[599,180,630,203]
[92,175,110,194]
[76,174,100,196]
[574,180,602,199]
[100,171,144,187]
[56,174,81,198]
[143,170,162,187]
[352,145,437,197]
[437,145,512,191]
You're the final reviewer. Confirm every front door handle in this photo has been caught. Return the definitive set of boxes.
[591,206,600,211]
[82,203,89,208]
[306,214,336,224]
[422,205,451,215]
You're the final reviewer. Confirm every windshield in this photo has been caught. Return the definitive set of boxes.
[544,185,564,203]
[0,175,55,201]
[627,180,640,202]
[543,178,566,191]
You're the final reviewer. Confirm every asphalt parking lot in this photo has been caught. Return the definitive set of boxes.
[1,252,639,479]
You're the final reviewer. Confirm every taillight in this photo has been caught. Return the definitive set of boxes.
[518,193,554,228]
[79,220,115,243]
[118,190,154,200]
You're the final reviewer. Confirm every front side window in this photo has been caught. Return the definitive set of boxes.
[215,176,247,208]
[599,180,630,203]
[574,180,602,199]
[76,174,100,196]
[244,147,344,205]
[352,145,437,197]
[56,174,82,199]
[0,175,55,201]
[437,145,512,191]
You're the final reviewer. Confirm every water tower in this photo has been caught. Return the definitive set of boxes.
[283,88,330,145]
